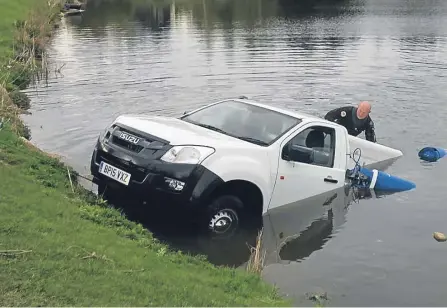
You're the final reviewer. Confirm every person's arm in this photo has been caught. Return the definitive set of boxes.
[324,107,345,123]
[365,118,377,142]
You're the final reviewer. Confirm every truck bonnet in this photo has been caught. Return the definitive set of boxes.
[113,114,262,149]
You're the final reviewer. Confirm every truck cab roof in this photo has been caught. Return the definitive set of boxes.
[113,97,331,150]
[200,97,330,125]
[228,98,322,119]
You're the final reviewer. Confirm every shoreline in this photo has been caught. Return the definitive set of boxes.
[0,1,290,306]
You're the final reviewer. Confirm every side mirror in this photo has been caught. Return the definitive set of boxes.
[282,143,291,161]
[183,111,188,115]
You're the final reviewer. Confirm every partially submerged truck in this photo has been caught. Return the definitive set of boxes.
[90,97,404,238]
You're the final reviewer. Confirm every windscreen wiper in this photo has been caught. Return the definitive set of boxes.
[196,123,229,135]
[195,123,268,146]
[236,136,268,146]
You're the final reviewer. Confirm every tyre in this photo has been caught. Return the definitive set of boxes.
[203,195,244,240]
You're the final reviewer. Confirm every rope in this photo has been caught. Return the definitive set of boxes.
[0,137,95,185]
[77,173,94,183]
[346,147,371,190]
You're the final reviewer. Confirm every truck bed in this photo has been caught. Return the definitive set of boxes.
[347,135,403,171]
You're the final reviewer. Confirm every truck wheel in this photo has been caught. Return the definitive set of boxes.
[205,195,244,240]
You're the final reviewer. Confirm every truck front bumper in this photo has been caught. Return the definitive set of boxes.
[90,141,223,214]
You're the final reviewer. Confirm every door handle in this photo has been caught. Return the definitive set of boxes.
[324,177,338,184]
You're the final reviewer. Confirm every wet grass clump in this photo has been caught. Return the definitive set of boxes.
[9,90,30,110]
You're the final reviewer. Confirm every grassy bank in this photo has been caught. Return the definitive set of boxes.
[0,128,287,306]
[0,0,289,306]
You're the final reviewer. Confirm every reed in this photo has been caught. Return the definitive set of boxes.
[0,0,61,139]
[246,227,266,275]
[8,0,60,88]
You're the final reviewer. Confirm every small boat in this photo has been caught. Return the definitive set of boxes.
[63,3,83,10]
[64,9,85,17]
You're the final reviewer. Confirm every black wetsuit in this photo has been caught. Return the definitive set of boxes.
[324,106,377,142]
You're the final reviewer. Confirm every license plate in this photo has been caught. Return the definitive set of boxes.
[98,161,131,186]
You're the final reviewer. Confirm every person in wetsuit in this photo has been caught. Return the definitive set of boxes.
[324,101,377,143]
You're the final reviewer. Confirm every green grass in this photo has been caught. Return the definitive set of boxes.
[0,0,45,61]
[0,0,60,95]
[0,127,289,306]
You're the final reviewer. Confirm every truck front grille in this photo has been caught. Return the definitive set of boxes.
[109,126,158,153]
[110,136,144,153]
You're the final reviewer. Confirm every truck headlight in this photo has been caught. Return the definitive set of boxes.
[160,146,215,164]
[99,127,108,141]
[99,123,115,143]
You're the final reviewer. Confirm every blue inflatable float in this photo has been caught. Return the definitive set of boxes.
[356,167,416,192]
[418,147,446,162]
[347,164,415,192]
[346,147,415,192]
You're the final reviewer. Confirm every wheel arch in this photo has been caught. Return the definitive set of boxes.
[206,179,265,220]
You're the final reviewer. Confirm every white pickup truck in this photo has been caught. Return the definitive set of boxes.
[89,97,403,238]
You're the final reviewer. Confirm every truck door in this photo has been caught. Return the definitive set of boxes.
[267,122,346,211]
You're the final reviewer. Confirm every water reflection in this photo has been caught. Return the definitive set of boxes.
[278,0,363,18]
[262,186,394,266]
[75,0,363,31]
[70,0,135,30]
[109,185,398,268]
[71,0,172,30]
[134,5,171,30]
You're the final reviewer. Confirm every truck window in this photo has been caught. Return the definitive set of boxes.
[285,126,336,168]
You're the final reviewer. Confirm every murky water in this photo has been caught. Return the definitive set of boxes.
[22,0,447,305]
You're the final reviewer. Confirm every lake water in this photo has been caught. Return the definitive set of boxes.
[22,0,447,306]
